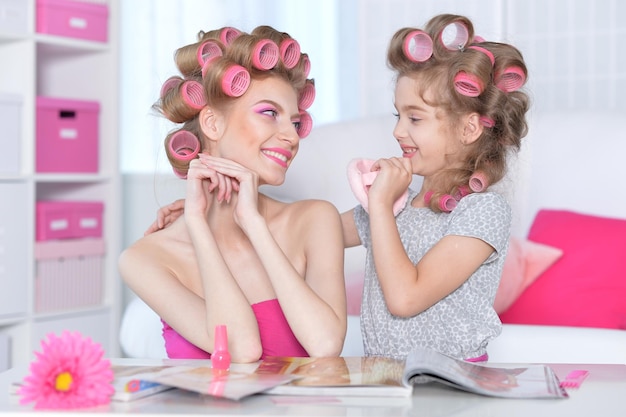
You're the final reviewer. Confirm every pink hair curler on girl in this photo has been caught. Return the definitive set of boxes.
[454,71,484,97]
[495,66,526,92]
[454,184,471,200]
[439,21,469,51]
[160,76,183,99]
[181,80,207,109]
[298,81,316,110]
[221,64,251,97]
[469,171,489,192]
[424,190,434,205]
[468,45,495,66]
[168,130,200,162]
[220,27,241,46]
[347,158,409,216]
[403,30,433,62]
[252,39,279,70]
[296,110,313,139]
[479,115,495,128]
[438,194,458,212]
[197,41,223,78]
[280,38,301,69]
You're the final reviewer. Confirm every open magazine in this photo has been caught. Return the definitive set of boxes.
[256,347,569,399]
[9,363,298,402]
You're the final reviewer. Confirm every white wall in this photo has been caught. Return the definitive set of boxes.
[119,0,626,309]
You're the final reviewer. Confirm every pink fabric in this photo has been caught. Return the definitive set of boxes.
[347,158,408,216]
[500,209,626,329]
[162,299,308,359]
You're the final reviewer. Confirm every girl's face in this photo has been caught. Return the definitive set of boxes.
[212,76,302,186]
[392,75,465,178]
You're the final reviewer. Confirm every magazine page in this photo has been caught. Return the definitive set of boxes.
[402,347,568,399]
[111,365,175,401]
[138,365,298,401]
[256,356,413,397]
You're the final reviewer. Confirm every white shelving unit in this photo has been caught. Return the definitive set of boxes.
[0,0,121,370]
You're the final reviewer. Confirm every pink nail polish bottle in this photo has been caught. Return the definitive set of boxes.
[211,325,231,371]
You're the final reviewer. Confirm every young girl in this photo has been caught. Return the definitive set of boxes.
[342,14,530,360]
[119,25,347,363]
[146,14,530,361]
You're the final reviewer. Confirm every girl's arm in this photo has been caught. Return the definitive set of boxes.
[367,158,494,317]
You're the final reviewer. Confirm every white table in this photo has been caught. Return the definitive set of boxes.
[1,359,625,416]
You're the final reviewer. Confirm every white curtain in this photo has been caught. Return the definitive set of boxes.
[120,0,356,173]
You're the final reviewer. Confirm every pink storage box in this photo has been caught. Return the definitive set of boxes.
[36,97,99,173]
[34,238,105,313]
[36,201,104,241]
[36,0,108,42]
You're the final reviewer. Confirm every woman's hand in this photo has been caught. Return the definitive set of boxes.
[197,153,262,230]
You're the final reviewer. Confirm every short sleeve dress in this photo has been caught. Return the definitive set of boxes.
[354,189,511,360]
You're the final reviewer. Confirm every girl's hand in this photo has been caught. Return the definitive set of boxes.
[144,199,185,235]
[368,157,412,209]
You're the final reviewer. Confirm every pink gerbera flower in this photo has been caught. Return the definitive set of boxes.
[18,331,115,409]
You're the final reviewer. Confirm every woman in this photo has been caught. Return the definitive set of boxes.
[118,25,346,363]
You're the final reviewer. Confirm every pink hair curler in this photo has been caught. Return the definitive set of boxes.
[280,38,301,69]
[454,71,484,97]
[473,35,486,43]
[495,66,526,92]
[469,171,489,192]
[403,30,433,62]
[168,130,200,162]
[298,81,316,110]
[252,39,279,70]
[296,110,313,139]
[181,80,207,109]
[302,55,311,77]
[468,45,495,66]
[438,194,458,212]
[197,40,223,71]
[172,168,187,179]
[220,27,241,45]
[160,76,183,99]
[454,185,471,200]
[211,325,231,371]
[440,21,469,51]
[221,65,251,97]
[479,115,495,128]
[424,190,434,205]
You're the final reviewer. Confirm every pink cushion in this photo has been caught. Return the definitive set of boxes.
[494,237,563,314]
[345,236,563,317]
[499,209,626,329]
[345,272,364,316]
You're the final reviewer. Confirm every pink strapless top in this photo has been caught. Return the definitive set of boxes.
[161,299,308,359]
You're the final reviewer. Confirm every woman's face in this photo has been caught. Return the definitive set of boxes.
[392,75,464,178]
[213,76,302,186]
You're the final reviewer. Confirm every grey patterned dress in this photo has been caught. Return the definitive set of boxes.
[354,188,511,360]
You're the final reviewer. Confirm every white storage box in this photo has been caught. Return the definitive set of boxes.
[0,0,28,35]
[0,94,21,174]
[34,238,105,313]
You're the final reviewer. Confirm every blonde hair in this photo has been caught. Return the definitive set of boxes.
[154,25,313,178]
[387,14,530,212]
